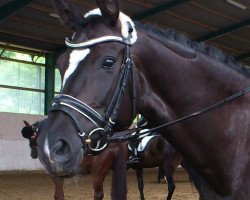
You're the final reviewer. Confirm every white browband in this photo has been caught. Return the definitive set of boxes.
[65,36,129,48]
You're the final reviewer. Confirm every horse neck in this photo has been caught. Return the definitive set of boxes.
[133,31,250,195]
[134,30,249,119]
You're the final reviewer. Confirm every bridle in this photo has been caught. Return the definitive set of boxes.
[50,29,137,152]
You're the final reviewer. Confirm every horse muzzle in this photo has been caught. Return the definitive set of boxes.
[40,137,84,177]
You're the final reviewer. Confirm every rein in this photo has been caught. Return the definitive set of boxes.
[108,85,250,142]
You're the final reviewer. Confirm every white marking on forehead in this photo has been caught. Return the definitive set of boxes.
[63,49,90,86]
[84,8,138,44]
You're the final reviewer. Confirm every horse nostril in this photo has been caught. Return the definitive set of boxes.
[51,139,71,163]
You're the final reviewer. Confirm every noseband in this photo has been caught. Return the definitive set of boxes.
[50,34,136,152]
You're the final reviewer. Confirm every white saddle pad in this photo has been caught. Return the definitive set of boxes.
[128,135,157,152]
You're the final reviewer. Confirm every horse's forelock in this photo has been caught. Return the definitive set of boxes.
[84,8,137,44]
[84,8,102,18]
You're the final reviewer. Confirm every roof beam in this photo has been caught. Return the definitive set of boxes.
[196,19,250,42]
[235,52,250,62]
[132,0,189,20]
[0,0,35,22]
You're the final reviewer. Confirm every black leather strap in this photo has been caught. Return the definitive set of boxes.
[52,95,106,127]
[50,105,83,134]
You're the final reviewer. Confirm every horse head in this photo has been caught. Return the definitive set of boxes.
[21,120,39,159]
[37,0,140,177]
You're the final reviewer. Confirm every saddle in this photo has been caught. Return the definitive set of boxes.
[128,135,158,152]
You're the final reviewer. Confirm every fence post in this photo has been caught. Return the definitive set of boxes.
[44,53,55,115]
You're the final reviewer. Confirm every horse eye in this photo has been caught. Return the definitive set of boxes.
[102,57,115,69]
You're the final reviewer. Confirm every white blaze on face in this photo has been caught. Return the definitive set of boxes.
[63,49,91,86]
[84,8,138,44]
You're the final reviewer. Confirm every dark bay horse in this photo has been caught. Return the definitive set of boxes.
[131,135,182,200]
[37,0,250,199]
[23,121,181,200]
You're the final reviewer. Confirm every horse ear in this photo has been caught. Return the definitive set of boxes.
[96,0,120,26]
[52,0,82,31]
[23,120,30,126]
[33,121,39,129]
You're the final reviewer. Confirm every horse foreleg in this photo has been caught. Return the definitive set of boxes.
[157,166,165,183]
[135,167,145,200]
[92,176,105,200]
[165,172,175,200]
[52,176,64,200]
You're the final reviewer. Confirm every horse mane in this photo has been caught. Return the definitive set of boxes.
[135,22,250,76]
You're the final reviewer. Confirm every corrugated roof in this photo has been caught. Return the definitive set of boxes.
[0,0,249,65]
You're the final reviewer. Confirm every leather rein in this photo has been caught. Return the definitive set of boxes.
[107,85,250,142]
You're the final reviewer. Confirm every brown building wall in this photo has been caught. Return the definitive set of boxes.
[0,112,46,170]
